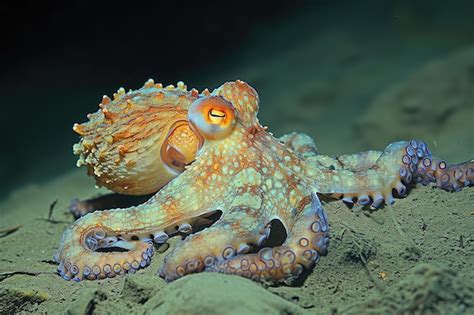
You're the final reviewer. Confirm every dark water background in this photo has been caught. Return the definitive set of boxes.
[1,0,473,202]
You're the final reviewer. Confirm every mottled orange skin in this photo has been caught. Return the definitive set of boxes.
[73,81,204,195]
[56,79,473,284]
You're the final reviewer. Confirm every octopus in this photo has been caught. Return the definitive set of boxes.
[55,79,473,284]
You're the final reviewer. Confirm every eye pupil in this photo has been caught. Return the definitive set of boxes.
[209,109,226,118]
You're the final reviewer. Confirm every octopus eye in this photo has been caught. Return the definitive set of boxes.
[188,96,236,140]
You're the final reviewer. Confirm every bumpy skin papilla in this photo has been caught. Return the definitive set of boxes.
[56,79,473,284]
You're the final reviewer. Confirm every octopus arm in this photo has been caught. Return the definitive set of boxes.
[306,140,473,208]
[55,165,226,281]
[279,132,318,157]
[207,193,329,285]
[159,204,271,282]
[68,193,153,219]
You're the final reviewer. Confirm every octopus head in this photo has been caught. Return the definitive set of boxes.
[73,80,260,195]
[214,80,260,127]
[188,80,261,141]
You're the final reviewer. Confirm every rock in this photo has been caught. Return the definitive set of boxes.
[144,273,304,315]
[356,46,474,161]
